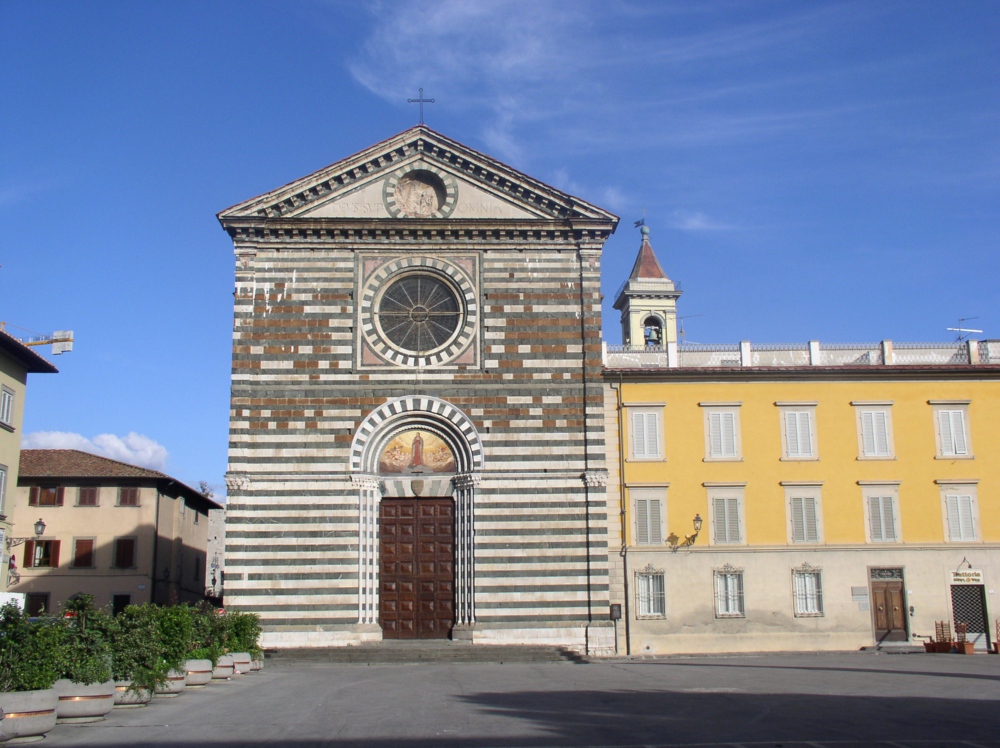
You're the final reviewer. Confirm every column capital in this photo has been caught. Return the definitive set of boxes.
[351,474,381,490]
[453,473,482,490]
[583,470,609,488]
[225,473,251,492]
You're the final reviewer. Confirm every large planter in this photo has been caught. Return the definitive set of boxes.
[0,688,58,743]
[230,652,252,675]
[935,641,953,653]
[956,641,976,655]
[53,679,115,723]
[154,669,187,698]
[113,680,152,708]
[184,659,213,688]
[251,656,264,672]
[211,654,235,681]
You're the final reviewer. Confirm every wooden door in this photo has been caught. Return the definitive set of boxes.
[380,498,454,639]
[871,580,907,642]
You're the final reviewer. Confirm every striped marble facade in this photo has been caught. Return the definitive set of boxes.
[219,127,618,652]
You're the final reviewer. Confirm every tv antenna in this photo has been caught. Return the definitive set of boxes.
[947,317,982,342]
[677,314,702,343]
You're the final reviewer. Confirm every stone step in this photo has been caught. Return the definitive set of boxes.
[265,643,587,665]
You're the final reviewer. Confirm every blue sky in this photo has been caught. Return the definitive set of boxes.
[1,0,997,496]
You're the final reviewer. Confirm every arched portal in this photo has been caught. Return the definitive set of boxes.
[350,397,483,639]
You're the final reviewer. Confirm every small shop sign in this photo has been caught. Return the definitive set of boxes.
[951,569,984,585]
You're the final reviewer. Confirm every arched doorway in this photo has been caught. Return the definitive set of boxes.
[350,397,483,640]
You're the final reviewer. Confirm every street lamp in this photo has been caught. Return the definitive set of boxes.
[5,519,46,550]
[678,514,703,548]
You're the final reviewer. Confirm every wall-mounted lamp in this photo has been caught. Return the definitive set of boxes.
[6,519,46,551]
[679,514,703,548]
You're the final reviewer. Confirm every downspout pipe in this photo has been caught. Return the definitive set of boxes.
[614,375,632,655]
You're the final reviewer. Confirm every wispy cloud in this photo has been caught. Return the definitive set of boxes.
[22,431,169,472]
[669,210,735,232]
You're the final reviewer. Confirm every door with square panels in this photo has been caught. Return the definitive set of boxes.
[379,498,454,639]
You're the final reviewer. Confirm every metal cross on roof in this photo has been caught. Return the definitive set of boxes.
[407,88,435,125]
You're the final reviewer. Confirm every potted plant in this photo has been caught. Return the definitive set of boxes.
[52,595,115,723]
[184,604,222,688]
[0,601,61,742]
[955,622,975,655]
[225,610,262,675]
[97,604,167,707]
[154,605,192,697]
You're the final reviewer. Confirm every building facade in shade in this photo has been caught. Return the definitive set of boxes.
[218,127,617,651]
[605,230,1000,654]
[0,331,57,589]
[11,450,221,615]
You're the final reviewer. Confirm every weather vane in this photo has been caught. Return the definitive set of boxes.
[407,88,435,125]
[634,208,647,228]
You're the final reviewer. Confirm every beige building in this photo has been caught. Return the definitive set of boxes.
[0,331,57,589]
[11,450,221,615]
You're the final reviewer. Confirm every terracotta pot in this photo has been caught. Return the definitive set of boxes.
[185,658,214,687]
[957,641,976,655]
[923,641,936,653]
[212,654,235,681]
[935,641,953,653]
[113,680,152,708]
[230,652,252,675]
[53,679,115,723]
[0,688,58,742]
[154,669,187,697]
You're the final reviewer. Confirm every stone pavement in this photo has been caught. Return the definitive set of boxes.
[41,651,1000,747]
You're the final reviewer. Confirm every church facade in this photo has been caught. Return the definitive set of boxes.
[220,127,1000,654]
[219,127,616,651]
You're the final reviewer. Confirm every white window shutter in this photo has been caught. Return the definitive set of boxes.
[959,495,975,539]
[874,411,889,455]
[861,411,876,454]
[636,498,649,544]
[803,497,818,541]
[713,497,728,543]
[950,411,968,455]
[799,412,813,456]
[645,413,659,458]
[722,412,736,456]
[709,413,723,457]
[649,498,662,544]
[946,495,963,540]
[791,497,805,542]
[632,413,646,458]
[726,498,740,542]
[881,497,896,541]
[868,496,883,541]
[939,410,954,455]
[785,411,799,456]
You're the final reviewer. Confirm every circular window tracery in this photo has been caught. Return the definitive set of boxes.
[376,274,461,354]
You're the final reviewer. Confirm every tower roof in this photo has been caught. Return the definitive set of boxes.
[628,226,668,280]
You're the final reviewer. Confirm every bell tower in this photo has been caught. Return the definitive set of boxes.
[613,225,682,349]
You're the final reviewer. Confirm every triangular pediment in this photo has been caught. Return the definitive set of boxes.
[217,126,617,224]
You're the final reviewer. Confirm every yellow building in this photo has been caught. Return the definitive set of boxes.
[0,331,57,590]
[604,230,1000,654]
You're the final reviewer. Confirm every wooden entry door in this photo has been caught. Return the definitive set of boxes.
[379,498,455,639]
[871,580,907,642]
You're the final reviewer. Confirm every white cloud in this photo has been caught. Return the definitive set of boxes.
[22,431,169,472]
[668,209,735,232]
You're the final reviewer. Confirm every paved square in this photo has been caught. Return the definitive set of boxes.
[41,653,1000,747]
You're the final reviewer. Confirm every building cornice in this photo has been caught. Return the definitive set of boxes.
[604,364,1000,383]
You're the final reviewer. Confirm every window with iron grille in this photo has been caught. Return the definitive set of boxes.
[793,568,824,617]
[714,567,745,618]
[636,568,666,618]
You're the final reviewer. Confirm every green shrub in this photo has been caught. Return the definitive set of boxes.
[186,602,226,665]
[155,605,192,673]
[56,595,112,685]
[0,602,63,692]
[225,610,262,656]
[97,604,168,690]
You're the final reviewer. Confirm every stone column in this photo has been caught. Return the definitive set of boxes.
[352,474,381,626]
[452,472,480,639]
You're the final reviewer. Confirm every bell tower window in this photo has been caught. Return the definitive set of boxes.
[643,317,663,347]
